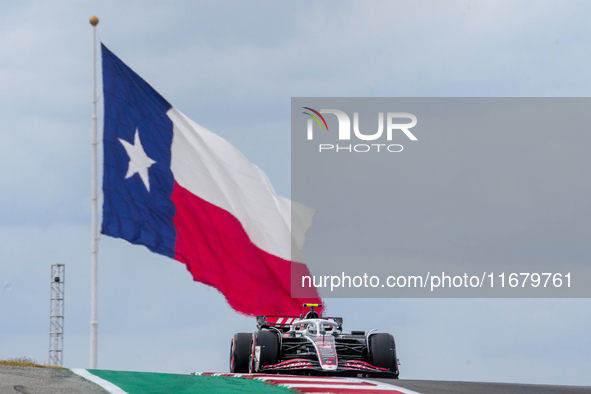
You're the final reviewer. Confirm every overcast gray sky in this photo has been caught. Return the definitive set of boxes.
[292,98,591,298]
[1,0,591,387]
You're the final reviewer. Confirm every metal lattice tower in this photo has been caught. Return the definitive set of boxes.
[49,264,65,367]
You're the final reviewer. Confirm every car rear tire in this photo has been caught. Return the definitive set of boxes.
[230,332,251,373]
[368,333,399,377]
[248,330,279,373]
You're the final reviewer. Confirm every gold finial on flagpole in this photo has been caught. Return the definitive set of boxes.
[89,16,99,26]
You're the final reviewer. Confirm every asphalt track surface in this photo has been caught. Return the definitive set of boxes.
[3,365,591,393]
[372,378,591,394]
[0,365,107,394]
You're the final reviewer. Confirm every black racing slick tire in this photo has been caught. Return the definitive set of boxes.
[248,330,279,373]
[230,332,251,373]
[368,333,399,378]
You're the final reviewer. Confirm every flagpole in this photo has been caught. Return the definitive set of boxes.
[89,15,99,369]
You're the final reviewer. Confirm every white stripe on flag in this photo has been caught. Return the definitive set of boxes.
[168,108,315,262]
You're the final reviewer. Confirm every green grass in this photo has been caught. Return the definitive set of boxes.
[87,370,294,394]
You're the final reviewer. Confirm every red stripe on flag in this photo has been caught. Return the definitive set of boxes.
[172,182,321,316]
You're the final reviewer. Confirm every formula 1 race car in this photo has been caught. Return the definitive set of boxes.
[230,304,399,378]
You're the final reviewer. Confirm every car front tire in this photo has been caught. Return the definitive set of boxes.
[230,332,252,373]
[248,330,279,373]
[368,333,399,378]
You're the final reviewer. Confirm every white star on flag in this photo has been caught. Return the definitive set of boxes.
[119,129,156,191]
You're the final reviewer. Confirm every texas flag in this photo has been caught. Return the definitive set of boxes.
[101,44,321,316]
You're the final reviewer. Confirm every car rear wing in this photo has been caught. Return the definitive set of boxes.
[257,315,343,331]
